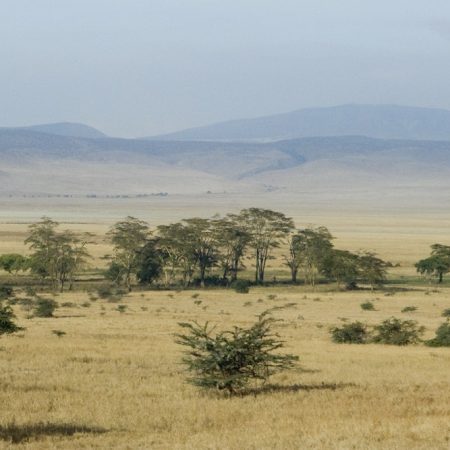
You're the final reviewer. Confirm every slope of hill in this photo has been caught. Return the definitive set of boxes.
[1,129,450,197]
[0,122,107,139]
[148,104,450,142]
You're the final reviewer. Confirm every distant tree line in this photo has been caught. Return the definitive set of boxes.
[4,208,448,292]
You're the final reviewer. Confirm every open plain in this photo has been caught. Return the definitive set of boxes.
[0,196,449,449]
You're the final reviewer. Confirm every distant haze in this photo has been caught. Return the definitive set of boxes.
[2,0,450,137]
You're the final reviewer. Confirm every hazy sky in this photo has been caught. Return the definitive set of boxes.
[2,0,450,137]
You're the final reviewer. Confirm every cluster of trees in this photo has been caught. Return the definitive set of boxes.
[103,209,390,291]
[24,218,91,292]
[0,210,394,292]
[416,244,450,283]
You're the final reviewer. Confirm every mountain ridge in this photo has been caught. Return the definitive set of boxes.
[145,104,450,142]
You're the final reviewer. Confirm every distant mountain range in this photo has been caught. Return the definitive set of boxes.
[148,104,450,142]
[0,122,107,139]
[1,128,450,196]
[1,104,450,199]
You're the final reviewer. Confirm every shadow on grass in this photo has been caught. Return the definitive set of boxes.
[0,422,108,444]
[242,381,357,397]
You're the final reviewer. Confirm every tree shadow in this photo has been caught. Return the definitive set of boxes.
[0,422,108,444]
[242,381,357,397]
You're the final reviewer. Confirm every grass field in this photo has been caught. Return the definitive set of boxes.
[0,198,449,449]
[1,285,449,449]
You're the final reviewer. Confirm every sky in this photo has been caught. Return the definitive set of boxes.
[1,0,450,137]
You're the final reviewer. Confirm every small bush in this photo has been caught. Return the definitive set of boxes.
[401,306,417,313]
[176,311,298,395]
[0,286,13,300]
[0,305,23,335]
[441,308,450,318]
[426,322,450,347]
[231,279,251,294]
[52,330,66,338]
[330,321,369,344]
[360,301,375,311]
[34,298,58,318]
[116,305,127,313]
[372,317,424,345]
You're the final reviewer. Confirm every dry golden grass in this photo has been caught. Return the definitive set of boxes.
[0,203,449,448]
[1,284,449,449]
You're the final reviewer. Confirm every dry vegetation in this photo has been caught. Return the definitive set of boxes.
[0,203,449,449]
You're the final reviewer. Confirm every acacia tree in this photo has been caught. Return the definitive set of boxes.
[107,217,150,291]
[416,244,450,283]
[182,218,219,287]
[239,208,294,283]
[213,214,250,283]
[25,218,91,292]
[157,223,194,287]
[357,251,390,290]
[294,227,334,287]
[321,249,360,288]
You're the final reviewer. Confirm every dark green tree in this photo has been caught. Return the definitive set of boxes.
[136,238,163,284]
[415,244,450,283]
[0,305,23,335]
[0,254,28,274]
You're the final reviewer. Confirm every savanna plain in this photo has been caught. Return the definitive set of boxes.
[0,196,449,449]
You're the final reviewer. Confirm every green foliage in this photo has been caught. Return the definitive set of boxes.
[107,217,150,291]
[116,305,127,313]
[426,322,450,347]
[357,251,390,290]
[322,249,359,288]
[0,286,13,300]
[239,208,294,283]
[0,254,28,274]
[289,226,334,286]
[34,298,58,318]
[0,305,23,335]
[372,317,424,345]
[441,308,450,318]
[231,279,251,294]
[360,301,375,311]
[330,321,369,344]
[25,217,91,292]
[135,239,163,284]
[416,244,450,283]
[175,312,298,394]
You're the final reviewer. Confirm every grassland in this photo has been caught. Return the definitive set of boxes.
[0,198,449,449]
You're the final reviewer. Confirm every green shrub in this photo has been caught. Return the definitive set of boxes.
[330,321,369,344]
[441,308,450,318]
[0,286,13,300]
[176,312,298,395]
[426,322,450,347]
[372,317,424,345]
[401,306,417,313]
[231,279,251,294]
[116,305,127,313]
[0,305,23,335]
[34,298,58,318]
[360,301,375,311]
[96,285,125,302]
